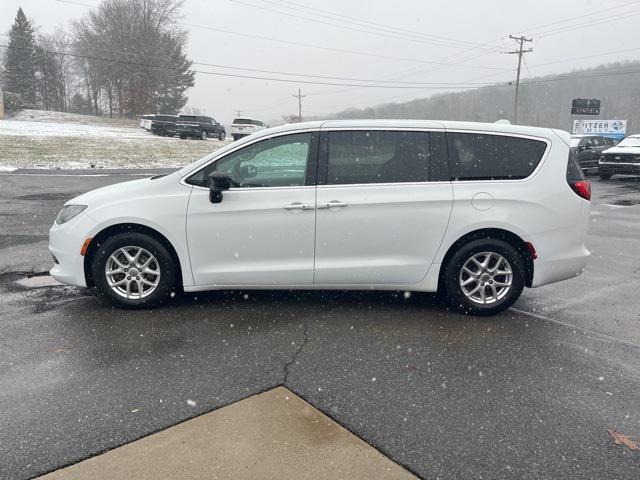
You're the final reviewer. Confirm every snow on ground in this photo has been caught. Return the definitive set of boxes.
[0,110,230,170]
[0,118,154,138]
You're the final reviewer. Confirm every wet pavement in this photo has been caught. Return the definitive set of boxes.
[1,170,639,479]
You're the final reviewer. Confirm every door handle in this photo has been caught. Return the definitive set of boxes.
[317,200,349,210]
[283,202,315,211]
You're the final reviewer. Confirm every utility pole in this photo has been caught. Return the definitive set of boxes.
[293,88,305,122]
[505,35,532,124]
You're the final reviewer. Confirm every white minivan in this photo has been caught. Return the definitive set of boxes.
[49,120,591,315]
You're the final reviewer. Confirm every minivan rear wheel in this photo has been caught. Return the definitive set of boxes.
[443,239,525,316]
[91,233,176,309]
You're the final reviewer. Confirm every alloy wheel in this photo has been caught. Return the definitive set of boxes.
[105,246,161,299]
[459,252,513,305]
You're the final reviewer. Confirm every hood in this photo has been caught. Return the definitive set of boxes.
[602,146,640,155]
[66,172,180,209]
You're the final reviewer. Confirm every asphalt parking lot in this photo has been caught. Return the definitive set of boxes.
[1,170,639,479]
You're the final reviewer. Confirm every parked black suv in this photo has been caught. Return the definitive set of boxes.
[176,115,226,141]
[570,135,618,173]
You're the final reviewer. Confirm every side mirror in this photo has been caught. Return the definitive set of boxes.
[209,171,231,204]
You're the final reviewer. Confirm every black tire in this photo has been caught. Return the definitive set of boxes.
[91,232,177,309]
[179,134,187,140]
[599,172,612,180]
[218,131,226,141]
[442,238,525,316]
[232,134,239,141]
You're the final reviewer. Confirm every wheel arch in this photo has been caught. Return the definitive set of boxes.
[438,228,534,289]
[83,223,183,289]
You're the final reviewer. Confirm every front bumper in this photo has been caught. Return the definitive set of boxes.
[598,162,640,175]
[49,213,97,287]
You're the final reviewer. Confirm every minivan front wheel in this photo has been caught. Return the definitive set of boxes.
[91,233,176,309]
[443,239,525,316]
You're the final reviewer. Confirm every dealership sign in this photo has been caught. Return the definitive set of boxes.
[572,119,627,139]
[571,98,601,115]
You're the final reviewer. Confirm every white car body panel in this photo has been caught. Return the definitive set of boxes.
[50,173,194,288]
[186,186,316,286]
[49,119,590,297]
[314,182,453,285]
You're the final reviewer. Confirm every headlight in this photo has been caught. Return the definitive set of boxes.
[55,205,87,225]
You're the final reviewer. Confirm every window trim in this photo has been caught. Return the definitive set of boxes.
[444,129,551,183]
[317,128,445,187]
[182,130,320,190]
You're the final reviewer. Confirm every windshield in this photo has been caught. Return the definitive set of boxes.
[617,136,640,147]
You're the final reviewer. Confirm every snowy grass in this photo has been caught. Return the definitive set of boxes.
[10,109,138,127]
[0,110,230,169]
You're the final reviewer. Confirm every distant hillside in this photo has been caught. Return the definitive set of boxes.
[328,61,640,134]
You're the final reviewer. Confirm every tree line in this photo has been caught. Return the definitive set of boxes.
[0,0,194,117]
[329,62,640,134]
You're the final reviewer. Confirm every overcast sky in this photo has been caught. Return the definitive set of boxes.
[2,0,639,123]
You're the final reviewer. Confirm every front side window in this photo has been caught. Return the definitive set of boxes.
[187,133,312,188]
[447,133,547,181]
[325,131,429,185]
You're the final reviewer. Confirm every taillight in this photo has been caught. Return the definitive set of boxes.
[569,180,591,201]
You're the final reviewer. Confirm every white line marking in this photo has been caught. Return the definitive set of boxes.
[510,307,640,349]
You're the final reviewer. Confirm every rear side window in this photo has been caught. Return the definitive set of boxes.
[325,131,429,185]
[447,133,547,181]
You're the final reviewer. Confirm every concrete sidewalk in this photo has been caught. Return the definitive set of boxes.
[38,387,417,480]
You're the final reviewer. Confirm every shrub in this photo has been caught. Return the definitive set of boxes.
[3,91,24,112]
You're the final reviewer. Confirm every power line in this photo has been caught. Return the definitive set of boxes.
[2,42,640,92]
[520,0,640,35]
[0,43,486,89]
[534,9,640,38]
[248,0,499,50]
[529,47,640,68]
[504,35,533,124]
[0,43,504,88]
[230,0,500,51]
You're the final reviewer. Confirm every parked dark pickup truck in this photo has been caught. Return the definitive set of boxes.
[149,115,179,137]
[570,134,618,173]
[176,115,226,141]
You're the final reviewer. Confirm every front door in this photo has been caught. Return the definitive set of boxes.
[186,132,318,286]
[314,129,453,285]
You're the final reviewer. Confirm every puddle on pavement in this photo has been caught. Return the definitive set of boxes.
[611,199,640,206]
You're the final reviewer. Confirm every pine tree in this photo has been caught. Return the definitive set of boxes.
[3,8,37,106]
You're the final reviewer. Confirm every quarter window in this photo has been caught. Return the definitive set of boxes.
[447,133,547,181]
[186,133,312,188]
[326,131,429,185]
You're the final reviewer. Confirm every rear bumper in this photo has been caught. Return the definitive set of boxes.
[531,247,590,287]
[49,213,97,288]
[530,198,590,288]
[176,127,201,136]
[598,163,640,175]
